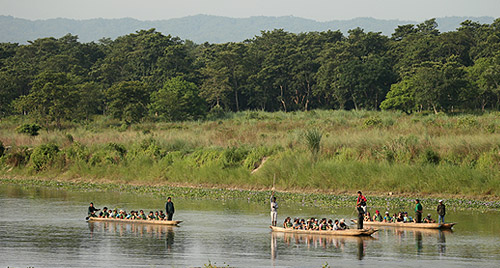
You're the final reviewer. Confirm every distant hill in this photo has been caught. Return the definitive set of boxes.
[0,15,496,44]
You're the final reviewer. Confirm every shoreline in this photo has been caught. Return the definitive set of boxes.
[1,176,499,211]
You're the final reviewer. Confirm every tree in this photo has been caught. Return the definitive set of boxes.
[149,76,206,121]
[13,71,79,127]
[105,81,149,123]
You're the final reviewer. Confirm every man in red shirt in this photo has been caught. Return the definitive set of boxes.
[356,191,367,214]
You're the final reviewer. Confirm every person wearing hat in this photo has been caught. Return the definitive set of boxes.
[383,211,391,222]
[373,210,383,222]
[339,218,348,230]
[415,199,423,223]
[437,200,446,224]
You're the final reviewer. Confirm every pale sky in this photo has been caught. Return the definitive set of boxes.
[1,0,499,21]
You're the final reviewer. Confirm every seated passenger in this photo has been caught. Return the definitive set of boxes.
[300,219,306,230]
[99,207,109,218]
[333,219,340,230]
[148,211,155,220]
[396,212,404,222]
[423,214,436,223]
[154,211,160,220]
[293,218,301,229]
[364,211,372,222]
[383,211,391,222]
[319,218,328,230]
[139,210,147,220]
[159,211,166,220]
[338,219,348,230]
[373,210,383,222]
[312,218,320,230]
[327,219,334,230]
[110,209,118,218]
[403,212,410,223]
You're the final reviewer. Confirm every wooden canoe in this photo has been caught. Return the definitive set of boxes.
[351,220,455,229]
[270,226,377,236]
[87,217,182,226]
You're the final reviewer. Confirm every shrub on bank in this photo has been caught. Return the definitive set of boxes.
[16,123,42,136]
[30,143,62,171]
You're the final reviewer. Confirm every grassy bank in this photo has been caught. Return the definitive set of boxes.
[1,178,499,211]
[1,110,500,199]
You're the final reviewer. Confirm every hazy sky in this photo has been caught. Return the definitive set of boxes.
[1,0,499,21]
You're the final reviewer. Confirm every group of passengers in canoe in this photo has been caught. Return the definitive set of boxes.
[364,210,436,223]
[282,217,350,231]
[87,197,176,221]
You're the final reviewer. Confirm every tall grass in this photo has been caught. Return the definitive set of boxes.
[2,110,500,198]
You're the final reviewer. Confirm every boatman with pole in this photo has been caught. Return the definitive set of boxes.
[415,199,423,223]
[165,197,175,221]
[356,191,367,214]
[437,200,446,224]
[270,191,278,226]
[356,203,364,229]
[87,202,100,218]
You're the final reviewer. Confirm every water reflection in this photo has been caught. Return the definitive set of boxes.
[382,228,451,256]
[357,238,365,260]
[271,231,373,261]
[88,221,177,240]
[438,230,446,255]
[415,231,423,254]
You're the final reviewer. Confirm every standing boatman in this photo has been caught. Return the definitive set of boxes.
[356,203,365,229]
[356,191,367,214]
[270,191,278,226]
[437,200,446,224]
[165,197,175,221]
[415,199,423,223]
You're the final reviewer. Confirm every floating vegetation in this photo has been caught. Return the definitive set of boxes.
[1,178,499,211]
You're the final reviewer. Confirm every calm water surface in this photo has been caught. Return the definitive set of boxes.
[1,184,499,267]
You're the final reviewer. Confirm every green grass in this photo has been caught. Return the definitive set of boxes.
[1,110,500,199]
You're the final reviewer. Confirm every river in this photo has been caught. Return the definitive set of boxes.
[0,184,499,267]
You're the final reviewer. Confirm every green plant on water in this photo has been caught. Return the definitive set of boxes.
[304,128,322,156]
[16,123,42,136]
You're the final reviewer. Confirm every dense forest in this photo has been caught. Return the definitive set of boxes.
[1,18,500,126]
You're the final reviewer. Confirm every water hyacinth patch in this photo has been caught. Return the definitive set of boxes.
[1,178,499,211]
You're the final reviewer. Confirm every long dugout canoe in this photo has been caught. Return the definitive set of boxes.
[270,226,377,236]
[87,217,182,226]
[352,220,455,229]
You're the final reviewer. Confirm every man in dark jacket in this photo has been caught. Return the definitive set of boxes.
[437,200,446,224]
[88,202,100,217]
[165,197,175,221]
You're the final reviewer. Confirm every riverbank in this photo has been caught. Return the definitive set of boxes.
[2,177,499,211]
[2,110,500,199]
